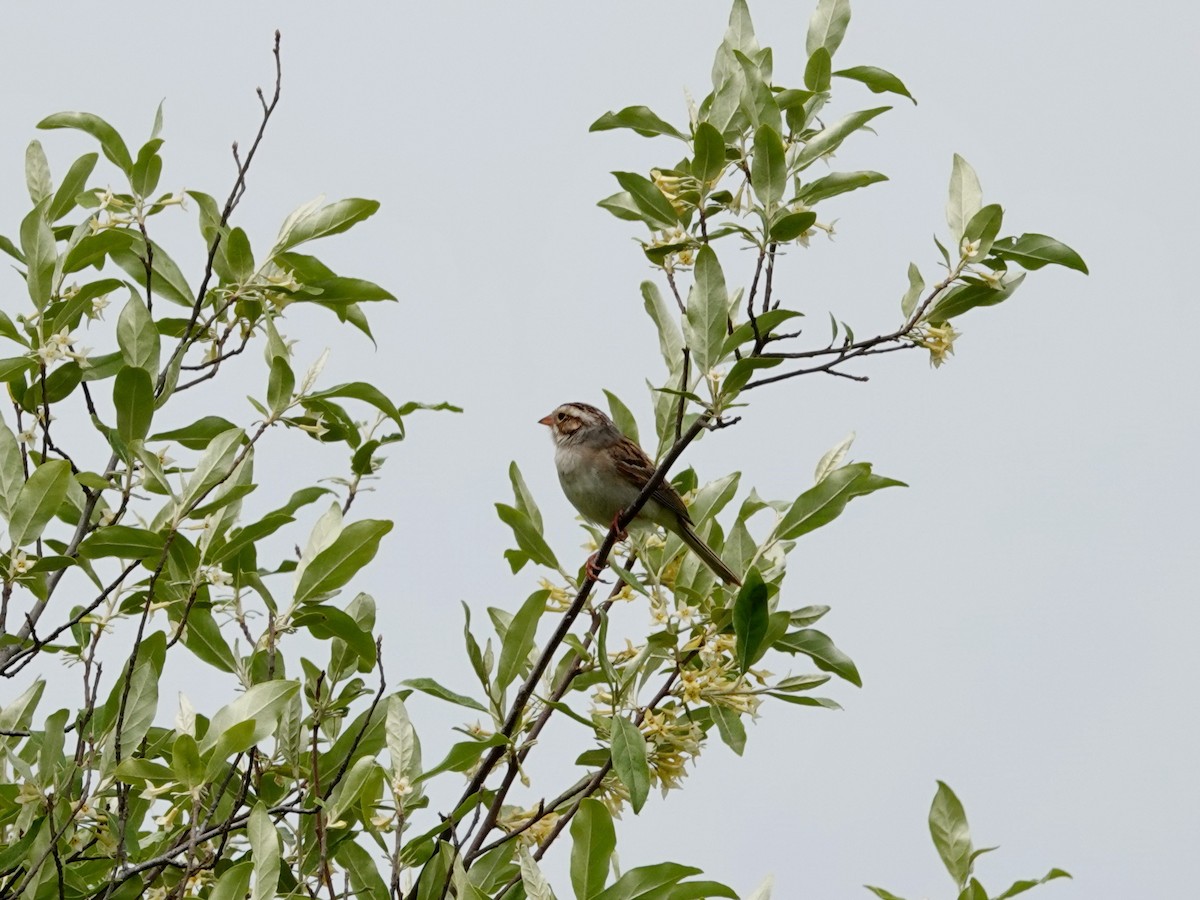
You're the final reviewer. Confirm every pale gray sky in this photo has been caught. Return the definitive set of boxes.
[1,2,1197,898]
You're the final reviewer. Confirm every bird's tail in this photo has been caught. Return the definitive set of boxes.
[676,520,742,586]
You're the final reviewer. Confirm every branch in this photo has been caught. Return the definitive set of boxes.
[157,30,283,397]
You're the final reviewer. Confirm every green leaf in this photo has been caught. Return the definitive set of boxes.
[25,140,52,203]
[20,202,56,308]
[804,47,832,92]
[962,203,1004,260]
[732,568,770,673]
[571,798,616,900]
[248,801,281,900]
[131,138,163,196]
[612,171,679,228]
[833,66,916,103]
[519,847,555,900]
[864,888,909,900]
[609,715,650,813]
[209,862,253,900]
[590,106,686,140]
[306,382,407,433]
[806,0,852,57]
[495,503,558,570]
[223,226,254,282]
[0,422,25,522]
[593,863,703,900]
[337,840,392,900]
[200,680,300,754]
[778,462,904,540]
[598,191,653,224]
[8,460,72,547]
[112,238,195,307]
[684,245,731,374]
[0,358,34,383]
[929,781,974,888]
[294,519,392,603]
[709,704,747,755]
[900,262,925,319]
[113,366,154,443]
[180,608,238,674]
[150,415,239,450]
[795,107,890,169]
[78,525,165,560]
[325,756,380,824]
[769,210,817,243]
[23,361,83,411]
[496,590,546,691]
[946,154,983,245]
[725,309,804,350]
[115,631,165,752]
[775,628,861,686]
[274,197,381,253]
[400,677,489,714]
[751,124,787,208]
[994,869,1072,899]
[61,229,131,274]
[416,733,506,783]
[928,272,1026,322]
[734,51,782,135]
[603,390,640,444]
[172,733,203,790]
[180,426,245,511]
[267,356,294,416]
[386,694,422,784]
[642,281,684,371]
[693,122,727,185]
[797,170,889,204]
[38,111,133,174]
[991,233,1089,274]
[49,153,99,221]
[0,234,23,264]
[293,604,377,668]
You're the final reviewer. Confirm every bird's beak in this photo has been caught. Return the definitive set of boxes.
[538,414,555,427]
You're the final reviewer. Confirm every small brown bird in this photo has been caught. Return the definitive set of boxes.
[539,402,741,586]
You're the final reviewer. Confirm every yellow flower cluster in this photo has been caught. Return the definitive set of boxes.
[913,322,962,368]
[497,805,561,846]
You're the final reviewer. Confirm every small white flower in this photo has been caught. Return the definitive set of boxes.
[89,294,110,320]
[960,236,982,259]
[11,551,32,575]
[36,344,63,364]
[202,566,231,586]
[17,429,36,446]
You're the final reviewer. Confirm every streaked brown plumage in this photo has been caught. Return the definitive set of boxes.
[539,402,741,586]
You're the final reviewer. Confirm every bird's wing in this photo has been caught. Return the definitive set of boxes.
[610,436,692,523]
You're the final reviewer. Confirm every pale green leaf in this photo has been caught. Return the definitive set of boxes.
[610,715,650,813]
[571,798,616,900]
[294,519,392,603]
[929,781,974,887]
[684,245,731,374]
[249,801,281,900]
[946,154,983,246]
[8,459,72,547]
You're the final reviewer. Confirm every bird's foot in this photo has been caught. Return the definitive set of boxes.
[585,552,609,583]
[609,512,629,543]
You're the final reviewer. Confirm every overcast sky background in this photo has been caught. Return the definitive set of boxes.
[2,2,1197,898]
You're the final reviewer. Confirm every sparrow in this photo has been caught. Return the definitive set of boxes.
[539,402,741,586]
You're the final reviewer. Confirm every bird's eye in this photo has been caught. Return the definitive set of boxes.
[556,412,565,421]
